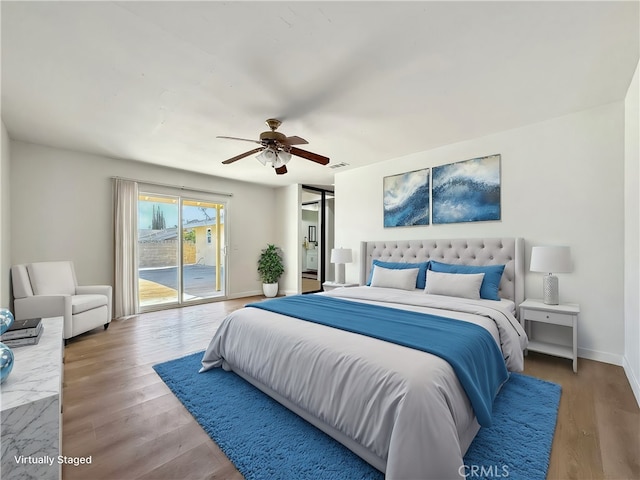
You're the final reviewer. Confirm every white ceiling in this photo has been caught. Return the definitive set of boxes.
[2,1,638,187]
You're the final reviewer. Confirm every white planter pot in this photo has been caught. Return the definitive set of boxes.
[262,283,278,298]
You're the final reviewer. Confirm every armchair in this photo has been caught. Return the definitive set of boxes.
[11,261,112,344]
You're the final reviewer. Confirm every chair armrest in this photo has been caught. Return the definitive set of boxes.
[76,285,113,321]
[14,295,70,320]
[76,285,112,297]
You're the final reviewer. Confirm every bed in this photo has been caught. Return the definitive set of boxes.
[201,238,528,479]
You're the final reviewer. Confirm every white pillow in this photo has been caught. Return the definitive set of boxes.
[424,270,485,299]
[370,266,420,291]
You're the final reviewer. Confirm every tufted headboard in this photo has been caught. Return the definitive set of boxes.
[360,238,524,306]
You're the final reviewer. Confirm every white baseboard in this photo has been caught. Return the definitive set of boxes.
[577,347,623,366]
[623,356,640,408]
[226,290,262,300]
[227,289,298,298]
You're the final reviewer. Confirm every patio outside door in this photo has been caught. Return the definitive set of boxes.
[137,193,226,310]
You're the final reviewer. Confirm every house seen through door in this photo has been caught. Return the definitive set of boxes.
[137,194,226,309]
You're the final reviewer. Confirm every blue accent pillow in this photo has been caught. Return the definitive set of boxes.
[367,260,429,289]
[428,261,505,301]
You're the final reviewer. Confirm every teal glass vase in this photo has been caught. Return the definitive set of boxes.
[0,342,14,384]
[0,308,15,384]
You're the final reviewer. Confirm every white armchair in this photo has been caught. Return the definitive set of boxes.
[11,261,112,344]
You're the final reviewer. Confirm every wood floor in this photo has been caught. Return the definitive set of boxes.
[62,299,640,480]
[301,277,321,293]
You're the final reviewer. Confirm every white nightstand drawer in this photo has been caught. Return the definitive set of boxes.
[522,309,573,327]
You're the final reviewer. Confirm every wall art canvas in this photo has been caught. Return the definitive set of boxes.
[432,154,501,224]
[383,167,430,227]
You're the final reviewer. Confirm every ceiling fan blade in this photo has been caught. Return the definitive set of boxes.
[289,146,330,165]
[275,165,288,175]
[222,147,264,164]
[283,136,308,146]
[217,135,262,145]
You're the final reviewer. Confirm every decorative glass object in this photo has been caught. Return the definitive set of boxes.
[0,308,14,334]
[0,308,15,384]
[0,342,14,384]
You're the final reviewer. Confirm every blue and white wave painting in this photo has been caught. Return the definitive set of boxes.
[432,154,501,224]
[383,168,430,227]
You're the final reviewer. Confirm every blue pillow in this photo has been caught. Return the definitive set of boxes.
[367,260,429,289]
[428,261,505,301]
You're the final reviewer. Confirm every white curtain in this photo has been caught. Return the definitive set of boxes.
[113,179,139,319]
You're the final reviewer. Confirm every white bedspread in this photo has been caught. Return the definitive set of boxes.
[201,287,527,480]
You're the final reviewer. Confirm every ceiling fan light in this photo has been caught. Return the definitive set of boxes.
[274,150,292,168]
[256,148,276,166]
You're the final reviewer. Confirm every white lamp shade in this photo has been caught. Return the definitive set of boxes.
[530,246,572,273]
[330,248,352,264]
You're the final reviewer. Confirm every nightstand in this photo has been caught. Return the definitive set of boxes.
[322,281,359,291]
[519,299,579,373]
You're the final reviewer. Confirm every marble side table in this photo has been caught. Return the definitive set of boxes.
[1,317,63,480]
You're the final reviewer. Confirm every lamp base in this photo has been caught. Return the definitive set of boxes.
[542,275,559,305]
[336,264,346,285]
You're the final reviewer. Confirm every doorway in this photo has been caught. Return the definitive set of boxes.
[301,186,335,293]
[137,193,226,310]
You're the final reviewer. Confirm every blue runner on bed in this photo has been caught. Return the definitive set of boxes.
[246,294,509,427]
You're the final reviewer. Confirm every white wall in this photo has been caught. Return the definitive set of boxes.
[0,121,11,307]
[624,61,640,406]
[325,197,335,281]
[9,141,278,299]
[275,183,301,296]
[335,102,626,365]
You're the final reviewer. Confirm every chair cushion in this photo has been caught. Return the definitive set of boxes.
[72,294,108,315]
[27,262,76,296]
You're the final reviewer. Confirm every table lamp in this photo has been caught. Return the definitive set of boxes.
[530,246,572,305]
[330,248,352,285]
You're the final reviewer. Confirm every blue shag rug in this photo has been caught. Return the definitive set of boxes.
[153,352,561,480]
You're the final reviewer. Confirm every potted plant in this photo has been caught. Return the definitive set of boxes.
[257,244,285,297]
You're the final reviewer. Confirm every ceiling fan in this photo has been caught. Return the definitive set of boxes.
[217,119,330,175]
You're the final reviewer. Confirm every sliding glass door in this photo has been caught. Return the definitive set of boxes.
[137,193,226,310]
[181,200,225,302]
[138,194,180,307]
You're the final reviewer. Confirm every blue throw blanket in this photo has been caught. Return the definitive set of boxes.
[246,295,509,427]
